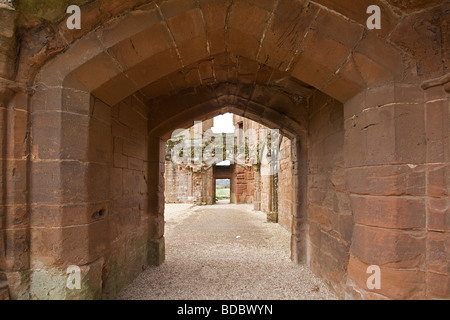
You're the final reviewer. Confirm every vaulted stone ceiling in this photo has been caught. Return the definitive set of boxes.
[7,0,443,142]
[10,0,449,89]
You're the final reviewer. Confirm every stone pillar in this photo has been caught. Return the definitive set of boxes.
[421,74,450,299]
[29,90,110,300]
[201,168,207,205]
[147,135,165,266]
[253,164,261,211]
[0,4,27,300]
[205,167,214,205]
[291,135,308,264]
[1,92,31,300]
[343,82,446,299]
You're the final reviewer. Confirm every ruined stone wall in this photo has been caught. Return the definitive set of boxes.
[260,168,272,215]
[232,164,254,204]
[192,170,204,204]
[250,118,293,230]
[164,161,193,203]
[1,0,447,300]
[232,115,255,204]
[278,137,293,231]
[164,119,215,204]
[204,167,215,205]
[307,91,352,297]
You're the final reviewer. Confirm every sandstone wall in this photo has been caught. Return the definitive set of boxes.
[0,0,447,300]
[422,81,450,299]
[0,3,19,300]
[307,91,352,297]
[232,164,254,204]
[254,123,293,232]
[164,161,193,203]
[105,94,150,298]
[278,137,293,231]
[260,173,272,215]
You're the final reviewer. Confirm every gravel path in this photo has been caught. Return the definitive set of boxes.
[116,203,338,300]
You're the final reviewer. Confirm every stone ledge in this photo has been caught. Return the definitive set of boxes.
[0,76,30,93]
[421,73,450,91]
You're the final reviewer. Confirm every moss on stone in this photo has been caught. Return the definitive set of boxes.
[14,0,92,22]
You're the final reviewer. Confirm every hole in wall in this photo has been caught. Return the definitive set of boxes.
[92,209,106,220]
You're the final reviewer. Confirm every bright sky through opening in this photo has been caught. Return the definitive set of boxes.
[212,113,235,134]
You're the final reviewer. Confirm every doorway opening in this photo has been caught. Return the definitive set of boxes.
[215,178,230,204]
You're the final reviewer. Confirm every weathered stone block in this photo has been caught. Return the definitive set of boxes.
[313,8,363,48]
[394,103,426,164]
[291,55,334,89]
[343,90,365,119]
[4,228,29,271]
[227,1,269,59]
[351,225,426,268]
[201,0,227,54]
[30,221,107,268]
[31,112,62,160]
[301,30,350,73]
[64,52,122,92]
[353,52,394,87]
[427,164,449,197]
[427,232,449,275]
[344,114,367,168]
[113,152,128,168]
[313,0,399,37]
[30,160,61,204]
[31,202,109,228]
[390,5,446,78]
[147,237,165,266]
[355,32,403,80]
[426,99,449,163]
[365,85,395,109]
[346,165,426,196]
[30,258,104,300]
[3,159,28,205]
[321,75,364,103]
[4,204,29,230]
[346,255,426,300]
[168,9,209,65]
[427,197,450,232]
[259,0,318,69]
[62,87,91,115]
[351,195,425,229]
[427,272,450,299]
[107,22,173,70]
[3,271,29,300]
[125,49,181,88]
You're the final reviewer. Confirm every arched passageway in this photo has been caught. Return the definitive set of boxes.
[0,0,448,300]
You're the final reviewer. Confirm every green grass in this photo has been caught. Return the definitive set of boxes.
[216,188,230,199]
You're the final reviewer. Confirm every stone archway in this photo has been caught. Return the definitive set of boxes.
[1,0,448,300]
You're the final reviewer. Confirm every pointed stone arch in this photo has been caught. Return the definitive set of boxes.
[1,0,446,300]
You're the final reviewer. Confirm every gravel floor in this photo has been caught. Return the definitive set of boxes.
[116,203,338,300]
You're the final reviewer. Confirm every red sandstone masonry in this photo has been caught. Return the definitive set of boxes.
[307,90,351,296]
[0,0,447,300]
